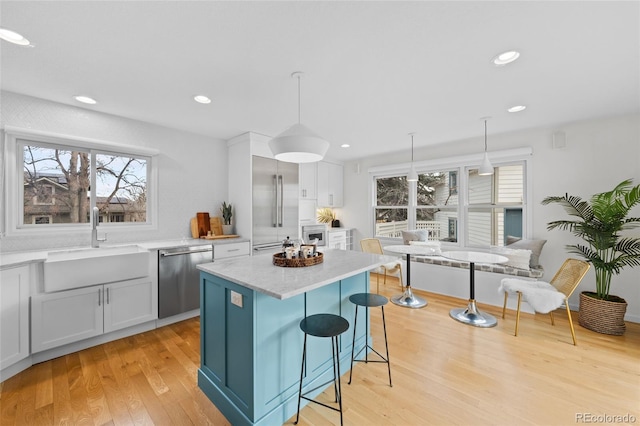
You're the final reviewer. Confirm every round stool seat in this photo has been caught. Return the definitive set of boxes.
[300,313,349,338]
[349,293,388,308]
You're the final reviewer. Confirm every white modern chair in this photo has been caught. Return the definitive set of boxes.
[499,258,590,345]
[360,238,403,293]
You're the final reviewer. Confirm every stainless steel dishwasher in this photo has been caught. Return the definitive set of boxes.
[158,244,213,319]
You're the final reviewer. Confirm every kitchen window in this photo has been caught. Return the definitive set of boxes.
[467,163,525,246]
[2,128,157,235]
[416,170,459,242]
[370,148,532,247]
[374,175,409,238]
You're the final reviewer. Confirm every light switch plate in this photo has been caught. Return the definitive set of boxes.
[230,290,243,308]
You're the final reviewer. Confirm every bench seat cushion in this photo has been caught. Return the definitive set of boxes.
[413,255,544,278]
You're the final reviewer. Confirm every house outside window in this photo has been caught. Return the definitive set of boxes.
[416,170,459,242]
[371,149,530,248]
[3,128,157,236]
[21,141,148,226]
[33,216,52,224]
[448,171,458,195]
[33,183,55,205]
[467,164,524,246]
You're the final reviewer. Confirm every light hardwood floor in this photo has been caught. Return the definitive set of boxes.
[2,275,639,425]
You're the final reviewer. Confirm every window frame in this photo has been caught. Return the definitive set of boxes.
[369,147,533,248]
[2,126,159,237]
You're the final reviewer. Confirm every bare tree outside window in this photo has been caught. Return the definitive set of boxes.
[95,154,147,223]
[22,143,147,225]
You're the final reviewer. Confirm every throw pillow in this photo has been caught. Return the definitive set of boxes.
[401,229,428,245]
[506,236,547,268]
[494,247,532,270]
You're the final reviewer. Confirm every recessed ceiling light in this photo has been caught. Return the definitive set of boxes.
[194,95,211,104]
[74,95,97,105]
[341,144,350,148]
[0,28,30,46]
[492,50,520,66]
[508,105,527,113]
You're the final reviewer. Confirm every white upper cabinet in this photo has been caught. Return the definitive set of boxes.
[299,163,317,199]
[317,161,343,207]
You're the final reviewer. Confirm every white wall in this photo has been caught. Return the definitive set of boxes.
[342,114,640,321]
[0,91,229,252]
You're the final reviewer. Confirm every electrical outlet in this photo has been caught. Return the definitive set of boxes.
[230,290,243,308]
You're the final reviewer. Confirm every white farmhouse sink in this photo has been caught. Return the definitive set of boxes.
[44,245,150,292]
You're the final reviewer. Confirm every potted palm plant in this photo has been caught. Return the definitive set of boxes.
[220,201,234,235]
[542,179,640,335]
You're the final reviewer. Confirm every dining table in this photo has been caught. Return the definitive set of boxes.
[441,251,508,327]
[382,245,434,309]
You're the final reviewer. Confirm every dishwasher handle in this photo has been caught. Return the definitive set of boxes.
[160,248,213,257]
[253,243,282,252]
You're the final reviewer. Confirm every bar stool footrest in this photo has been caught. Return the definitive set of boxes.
[352,344,389,364]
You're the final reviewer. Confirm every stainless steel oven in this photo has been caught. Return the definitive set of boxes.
[302,224,327,246]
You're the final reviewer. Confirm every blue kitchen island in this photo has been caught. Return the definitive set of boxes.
[197,249,395,426]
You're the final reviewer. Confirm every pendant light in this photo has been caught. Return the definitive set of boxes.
[478,118,494,176]
[269,71,330,163]
[407,132,418,182]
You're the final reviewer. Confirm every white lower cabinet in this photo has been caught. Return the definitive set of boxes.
[215,241,250,259]
[327,230,347,250]
[104,278,157,333]
[0,265,30,371]
[31,277,155,353]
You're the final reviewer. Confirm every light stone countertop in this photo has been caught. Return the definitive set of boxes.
[0,237,250,269]
[197,248,398,300]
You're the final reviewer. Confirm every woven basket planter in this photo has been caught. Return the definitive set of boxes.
[578,291,627,336]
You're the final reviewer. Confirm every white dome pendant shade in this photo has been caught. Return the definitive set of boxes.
[269,72,330,163]
[478,118,494,176]
[269,123,329,163]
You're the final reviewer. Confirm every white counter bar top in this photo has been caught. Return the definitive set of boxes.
[197,248,396,300]
[139,237,249,251]
[0,237,249,268]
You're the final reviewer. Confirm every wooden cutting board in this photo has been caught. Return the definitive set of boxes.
[200,234,239,240]
[190,216,230,239]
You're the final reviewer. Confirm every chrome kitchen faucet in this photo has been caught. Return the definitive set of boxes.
[91,207,107,248]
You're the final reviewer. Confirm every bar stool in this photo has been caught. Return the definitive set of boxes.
[348,293,392,387]
[295,313,350,426]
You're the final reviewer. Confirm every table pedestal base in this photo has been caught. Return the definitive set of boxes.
[391,287,427,309]
[449,300,497,327]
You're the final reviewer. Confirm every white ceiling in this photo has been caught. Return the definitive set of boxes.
[1,1,638,161]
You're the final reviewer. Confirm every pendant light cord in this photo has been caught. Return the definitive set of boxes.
[484,119,488,152]
[411,134,415,162]
[297,74,301,124]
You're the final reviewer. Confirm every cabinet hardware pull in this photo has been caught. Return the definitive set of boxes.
[107,287,110,304]
[161,248,212,257]
[98,288,101,306]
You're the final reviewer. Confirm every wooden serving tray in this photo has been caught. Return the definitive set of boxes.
[273,252,323,267]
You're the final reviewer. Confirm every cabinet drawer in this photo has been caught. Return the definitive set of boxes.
[328,231,347,243]
[215,241,250,259]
